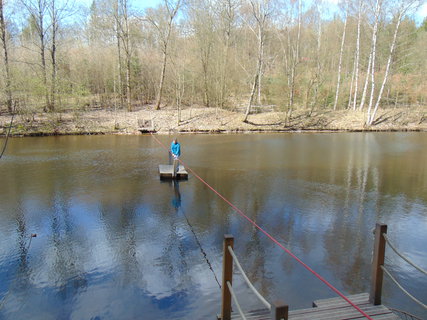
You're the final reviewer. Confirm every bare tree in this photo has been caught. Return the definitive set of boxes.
[190,0,215,108]
[49,0,57,111]
[21,0,50,110]
[367,0,422,125]
[0,0,12,113]
[217,0,237,110]
[333,2,347,111]
[366,0,383,120]
[243,0,271,123]
[352,0,363,110]
[48,0,71,112]
[119,0,132,111]
[312,0,323,112]
[147,0,181,110]
[286,0,301,122]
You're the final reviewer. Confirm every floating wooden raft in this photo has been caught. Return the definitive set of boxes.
[228,293,399,320]
[159,163,188,180]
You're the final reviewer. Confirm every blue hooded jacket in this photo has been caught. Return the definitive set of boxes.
[171,141,181,157]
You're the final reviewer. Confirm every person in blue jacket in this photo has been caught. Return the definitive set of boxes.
[170,138,181,159]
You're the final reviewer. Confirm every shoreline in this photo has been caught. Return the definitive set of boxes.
[3,127,427,138]
[1,105,426,137]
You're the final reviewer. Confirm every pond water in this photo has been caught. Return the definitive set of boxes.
[0,133,426,319]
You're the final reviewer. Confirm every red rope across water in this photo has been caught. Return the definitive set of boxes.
[151,133,375,320]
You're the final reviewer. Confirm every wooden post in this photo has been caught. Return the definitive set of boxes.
[220,235,234,320]
[369,223,387,305]
[273,300,288,320]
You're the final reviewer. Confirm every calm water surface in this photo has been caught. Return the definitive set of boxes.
[0,133,426,319]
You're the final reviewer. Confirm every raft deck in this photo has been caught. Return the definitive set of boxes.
[159,164,188,179]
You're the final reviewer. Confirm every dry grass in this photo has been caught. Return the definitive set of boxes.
[1,104,426,136]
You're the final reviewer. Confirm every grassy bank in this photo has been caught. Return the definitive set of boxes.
[1,105,426,136]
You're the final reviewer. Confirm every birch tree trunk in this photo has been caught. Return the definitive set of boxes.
[244,73,259,122]
[0,0,12,113]
[359,52,371,110]
[333,7,347,111]
[244,27,263,122]
[368,9,405,125]
[366,0,383,124]
[352,0,363,110]
[307,8,322,116]
[312,3,322,113]
[243,0,268,123]
[347,58,356,109]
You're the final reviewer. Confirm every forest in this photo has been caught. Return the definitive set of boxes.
[0,0,426,131]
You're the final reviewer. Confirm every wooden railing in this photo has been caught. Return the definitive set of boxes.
[218,234,288,320]
[371,223,427,311]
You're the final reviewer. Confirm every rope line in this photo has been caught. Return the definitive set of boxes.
[0,110,15,160]
[381,265,427,310]
[388,307,423,320]
[150,133,375,320]
[227,281,247,320]
[383,233,427,276]
[180,202,222,289]
[228,245,271,310]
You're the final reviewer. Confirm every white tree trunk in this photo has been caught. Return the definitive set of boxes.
[312,5,322,112]
[366,0,383,124]
[155,0,181,110]
[359,52,372,111]
[368,12,403,125]
[352,0,362,110]
[244,0,268,122]
[348,58,356,109]
[333,8,347,111]
[256,23,264,106]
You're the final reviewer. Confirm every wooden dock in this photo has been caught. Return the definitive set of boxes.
[218,225,411,320]
[159,164,188,179]
[228,293,399,320]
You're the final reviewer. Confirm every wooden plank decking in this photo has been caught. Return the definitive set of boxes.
[159,164,188,179]
[228,293,399,320]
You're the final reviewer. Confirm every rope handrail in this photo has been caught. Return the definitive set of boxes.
[382,233,427,276]
[227,281,247,320]
[227,245,272,310]
[381,265,427,310]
